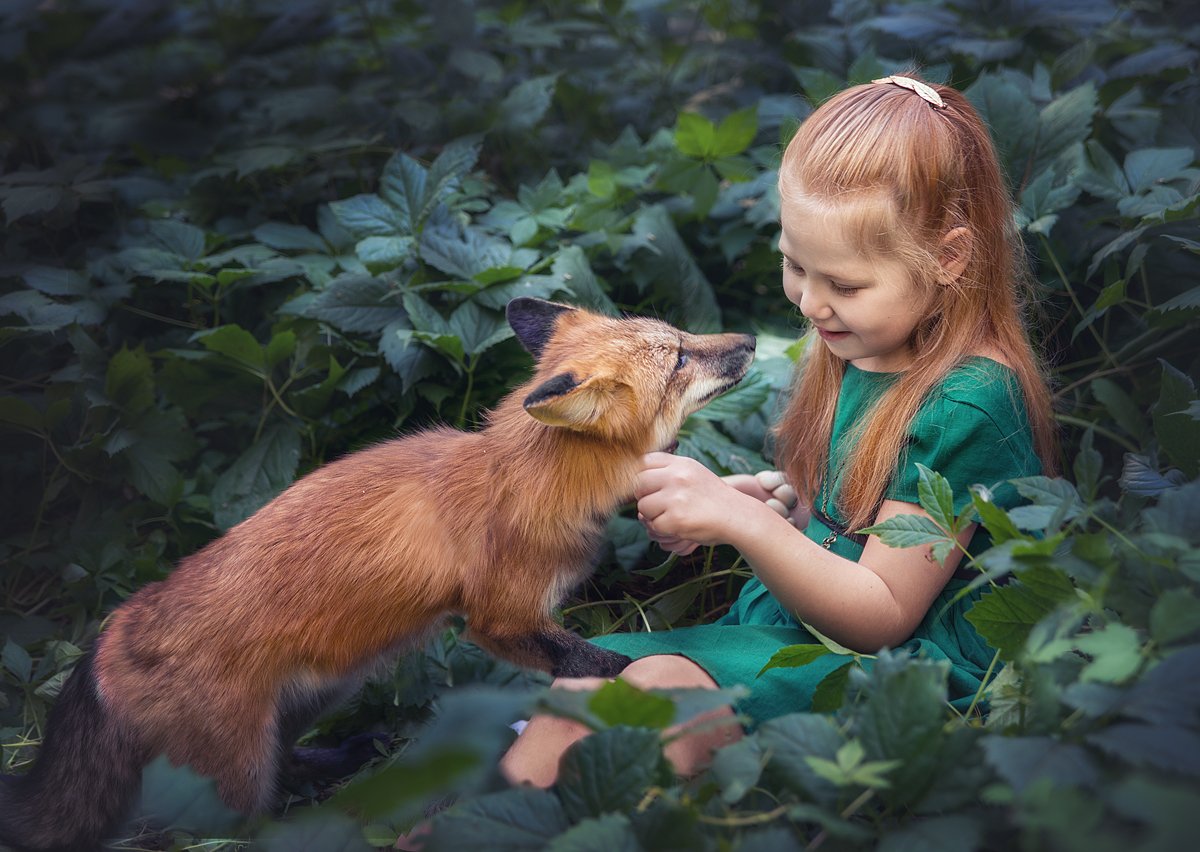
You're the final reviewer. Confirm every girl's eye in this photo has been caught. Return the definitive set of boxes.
[781,257,804,275]
[831,282,856,296]
[675,351,689,371]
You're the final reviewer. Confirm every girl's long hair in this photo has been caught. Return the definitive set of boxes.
[772,77,1059,532]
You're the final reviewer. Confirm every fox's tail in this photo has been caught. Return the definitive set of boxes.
[0,651,146,852]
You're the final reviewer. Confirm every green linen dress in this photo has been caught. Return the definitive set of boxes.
[592,356,1040,725]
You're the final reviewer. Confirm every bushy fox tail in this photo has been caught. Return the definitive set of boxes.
[0,652,146,852]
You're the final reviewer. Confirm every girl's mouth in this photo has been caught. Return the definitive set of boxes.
[817,328,850,341]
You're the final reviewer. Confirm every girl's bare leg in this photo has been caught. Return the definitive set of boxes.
[500,654,741,787]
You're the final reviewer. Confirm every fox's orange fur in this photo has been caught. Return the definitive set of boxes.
[0,297,755,851]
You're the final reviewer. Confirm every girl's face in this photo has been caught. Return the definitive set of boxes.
[778,196,924,373]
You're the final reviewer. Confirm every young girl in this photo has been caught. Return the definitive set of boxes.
[500,74,1058,787]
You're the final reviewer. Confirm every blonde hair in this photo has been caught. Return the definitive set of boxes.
[772,77,1059,532]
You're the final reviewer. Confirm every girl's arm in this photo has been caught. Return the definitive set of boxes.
[636,453,975,653]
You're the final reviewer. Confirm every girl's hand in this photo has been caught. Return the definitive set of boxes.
[636,453,745,548]
[724,470,804,526]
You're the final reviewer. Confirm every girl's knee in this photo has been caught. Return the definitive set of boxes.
[620,654,718,690]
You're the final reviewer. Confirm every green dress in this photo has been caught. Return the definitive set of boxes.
[592,356,1040,724]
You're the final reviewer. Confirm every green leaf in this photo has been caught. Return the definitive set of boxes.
[857,513,948,548]
[210,423,301,530]
[970,486,1021,544]
[1075,623,1143,683]
[1150,588,1200,646]
[811,660,855,712]
[379,151,426,233]
[1091,378,1146,441]
[2,640,31,682]
[0,396,42,432]
[674,112,716,158]
[447,300,513,357]
[712,106,758,157]
[1087,723,1200,778]
[137,756,242,836]
[965,566,1076,660]
[253,221,328,252]
[424,787,569,852]
[1124,147,1196,193]
[329,193,406,238]
[876,814,982,852]
[105,346,155,415]
[1154,360,1200,477]
[710,736,764,804]
[544,813,639,852]
[498,75,559,132]
[148,219,206,260]
[551,246,616,314]
[258,334,292,376]
[556,726,671,822]
[1032,81,1097,175]
[260,812,374,852]
[630,206,721,332]
[356,235,415,268]
[980,736,1099,793]
[757,714,844,806]
[305,275,404,334]
[195,325,266,375]
[757,643,833,677]
[915,463,956,532]
[587,679,676,730]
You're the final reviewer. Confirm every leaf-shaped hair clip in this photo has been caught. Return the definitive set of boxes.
[872,75,947,109]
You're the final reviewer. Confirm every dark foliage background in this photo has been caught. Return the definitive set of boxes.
[1,1,1198,849]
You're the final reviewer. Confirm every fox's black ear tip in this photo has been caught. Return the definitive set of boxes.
[507,298,577,357]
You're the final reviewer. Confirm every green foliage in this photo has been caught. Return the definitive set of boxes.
[1,0,1198,849]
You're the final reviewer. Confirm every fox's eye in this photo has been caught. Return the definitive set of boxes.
[675,351,689,371]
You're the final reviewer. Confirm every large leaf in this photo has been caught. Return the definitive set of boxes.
[556,726,671,822]
[424,788,570,852]
[210,423,302,530]
[980,736,1100,792]
[965,566,1076,660]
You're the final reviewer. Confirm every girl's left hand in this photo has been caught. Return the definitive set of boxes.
[635,452,743,547]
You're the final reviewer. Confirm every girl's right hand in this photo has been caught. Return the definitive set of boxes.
[639,470,804,555]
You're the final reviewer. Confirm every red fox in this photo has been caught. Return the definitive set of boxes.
[0,297,755,851]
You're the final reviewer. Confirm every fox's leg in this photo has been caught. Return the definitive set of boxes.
[469,623,632,678]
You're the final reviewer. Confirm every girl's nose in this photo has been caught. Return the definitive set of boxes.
[800,290,833,321]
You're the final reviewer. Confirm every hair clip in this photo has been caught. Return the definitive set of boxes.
[872,75,947,109]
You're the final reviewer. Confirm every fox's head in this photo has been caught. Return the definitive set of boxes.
[506,298,755,453]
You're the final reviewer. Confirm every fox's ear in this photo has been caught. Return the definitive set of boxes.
[523,371,621,429]
[507,298,577,358]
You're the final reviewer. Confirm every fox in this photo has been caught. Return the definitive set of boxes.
[0,296,755,852]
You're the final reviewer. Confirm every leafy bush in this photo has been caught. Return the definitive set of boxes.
[1,0,1197,849]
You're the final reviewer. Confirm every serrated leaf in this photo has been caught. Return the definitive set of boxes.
[811,660,855,712]
[712,106,757,157]
[498,75,558,132]
[970,486,1021,544]
[253,221,328,252]
[1075,623,1143,683]
[587,679,676,730]
[329,193,406,238]
[356,235,415,268]
[1150,588,1200,645]
[965,566,1076,660]
[1087,723,1200,778]
[757,643,833,677]
[148,219,206,260]
[916,463,956,532]
[1124,147,1196,194]
[980,736,1099,793]
[210,423,301,530]
[195,325,266,375]
[306,275,403,334]
[424,787,569,852]
[857,513,948,548]
[758,714,843,806]
[675,112,716,158]
[379,151,425,233]
[556,726,670,822]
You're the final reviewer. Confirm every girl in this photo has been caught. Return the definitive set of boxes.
[501,74,1058,787]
